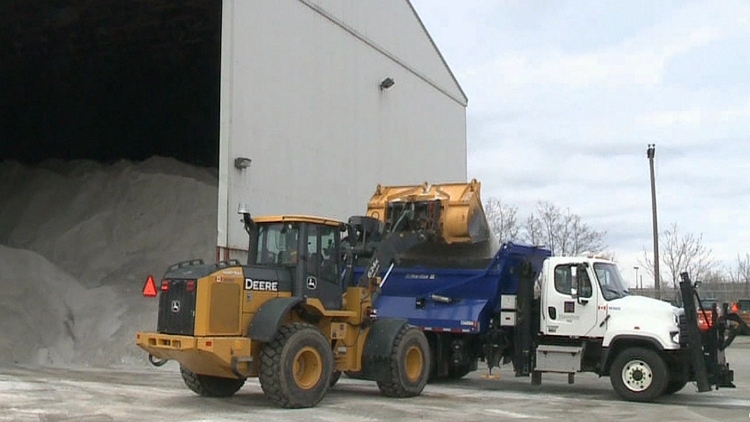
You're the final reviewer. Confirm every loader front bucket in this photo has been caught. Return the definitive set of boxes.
[362,179,497,269]
[366,179,491,245]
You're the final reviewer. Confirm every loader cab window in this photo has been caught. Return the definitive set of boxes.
[554,265,592,298]
[305,224,340,283]
[254,223,300,266]
[593,263,628,300]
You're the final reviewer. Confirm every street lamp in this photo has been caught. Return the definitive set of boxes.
[647,144,660,299]
[634,266,639,290]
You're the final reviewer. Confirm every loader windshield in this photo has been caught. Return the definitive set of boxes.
[253,223,300,266]
[593,263,629,301]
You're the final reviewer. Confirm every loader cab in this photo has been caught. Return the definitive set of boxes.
[247,215,345,309]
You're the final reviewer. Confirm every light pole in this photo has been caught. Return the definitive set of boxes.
[634,266,639,291]
[647,144,660,299]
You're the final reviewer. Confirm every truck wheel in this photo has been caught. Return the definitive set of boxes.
[609,347,668,402]
[259,322,333,408]
[377,325,430,398]
[180,365,245,397]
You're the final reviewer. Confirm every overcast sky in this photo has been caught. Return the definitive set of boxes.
[410,0,750,287]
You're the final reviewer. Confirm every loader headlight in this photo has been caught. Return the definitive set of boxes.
[670,331,680,344]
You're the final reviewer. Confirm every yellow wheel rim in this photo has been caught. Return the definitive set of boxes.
[404,345,424,382]
[293,346,323,390]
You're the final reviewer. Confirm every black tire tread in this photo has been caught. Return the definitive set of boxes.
[376,325,429,398]
[330,370,342,387]
[180,365,245,398]
[259,322,332,408]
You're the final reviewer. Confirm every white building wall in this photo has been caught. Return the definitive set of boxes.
[218,0,467,251]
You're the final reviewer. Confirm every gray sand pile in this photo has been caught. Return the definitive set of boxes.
[0,157,218,367]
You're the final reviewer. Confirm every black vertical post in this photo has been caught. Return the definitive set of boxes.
[679,272,711,392]
[647,144,661,299]
[514,262,536,377]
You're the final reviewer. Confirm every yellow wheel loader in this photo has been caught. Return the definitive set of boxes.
[136,211,438,408]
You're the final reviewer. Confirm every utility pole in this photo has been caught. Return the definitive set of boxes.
[634,266,639,291]
[647,144,660,299]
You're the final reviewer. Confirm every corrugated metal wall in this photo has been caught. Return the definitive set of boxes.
[218,0,467,251]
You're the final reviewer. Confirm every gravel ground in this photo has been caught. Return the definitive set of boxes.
[1,336,749,422]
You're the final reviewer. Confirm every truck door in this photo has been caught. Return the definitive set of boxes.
[542,263,600,337]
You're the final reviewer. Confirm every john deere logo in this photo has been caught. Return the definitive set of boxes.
[171,300,181,313]
[306,276,317,290]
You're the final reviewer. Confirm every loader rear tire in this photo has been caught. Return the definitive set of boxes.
[376,325,430,398]
[259,322,333,408]
[609,347,668,402]
[180,365,245,397]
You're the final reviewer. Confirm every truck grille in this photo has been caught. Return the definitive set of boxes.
[678,314,689,346]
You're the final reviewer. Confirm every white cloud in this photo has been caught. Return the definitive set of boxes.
[636,102,750,128]
[412,0,750,286]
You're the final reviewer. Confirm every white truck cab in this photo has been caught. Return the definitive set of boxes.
[533,256,689,401]
[540,256,681,349]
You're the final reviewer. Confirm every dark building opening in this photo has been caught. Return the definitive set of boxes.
[0,0,222,167]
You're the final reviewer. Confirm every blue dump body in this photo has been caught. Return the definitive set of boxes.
[360,243,551,334]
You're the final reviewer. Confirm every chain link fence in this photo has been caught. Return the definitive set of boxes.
[631,282,750,306]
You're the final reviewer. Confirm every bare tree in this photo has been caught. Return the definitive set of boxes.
[639,223,717,290]
[524,213,544,247]
[727,253,750,296]
[483,197,520,243]
[522,201,607,256]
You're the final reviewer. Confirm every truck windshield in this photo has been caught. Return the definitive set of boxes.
[593,263,629,301]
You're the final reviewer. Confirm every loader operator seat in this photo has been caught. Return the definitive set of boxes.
[279,248,298,265]
[307,252,320,273]
[320,246,337,281]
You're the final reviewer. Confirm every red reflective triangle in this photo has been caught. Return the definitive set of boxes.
[142,275,158,297]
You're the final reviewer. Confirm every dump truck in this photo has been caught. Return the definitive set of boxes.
[345,180,739,402]
[136,211,436,408]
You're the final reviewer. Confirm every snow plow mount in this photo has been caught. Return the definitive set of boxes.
[679,272,735,392]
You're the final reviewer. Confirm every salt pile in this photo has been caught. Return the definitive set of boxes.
[0,157,218,367]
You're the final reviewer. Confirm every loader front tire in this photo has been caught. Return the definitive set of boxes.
[180,365,245,397]
[259,322,333,408]
[377,325,430,398]
[609,347,668,402]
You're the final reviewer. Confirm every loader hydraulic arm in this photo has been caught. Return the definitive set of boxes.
[356,229,430,290]
[343,206,436,296]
